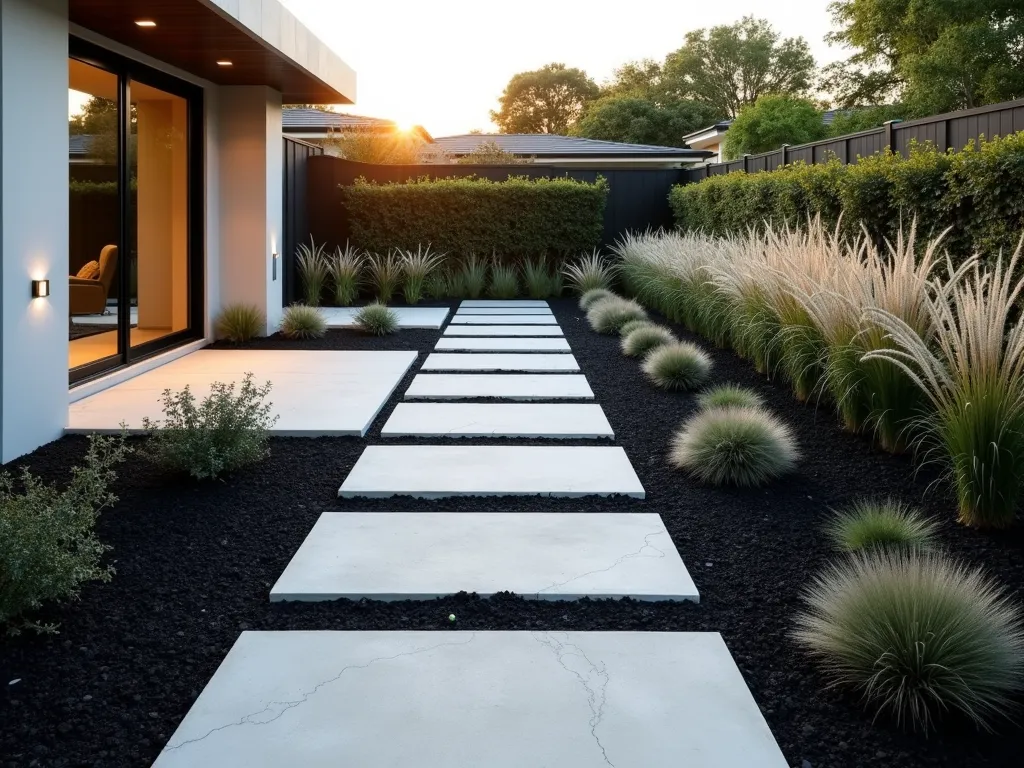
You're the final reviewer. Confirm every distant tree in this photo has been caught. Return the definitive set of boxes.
[600,59,666,100]
[490,63,600,134]
[826,104,905,136]
[574,96,720,147]
[455,141,532,165]
[723,95,826,159]
[662,17,816,118]
[323,129,430,164]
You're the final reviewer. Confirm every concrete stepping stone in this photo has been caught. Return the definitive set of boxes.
[455,307,553,315]
[443,325,564,337]
[435,338,570,352]
[321,306,449,329]
[153,631,787,768]
[381,403,613,439]
[271,512,698,602]
[450,315,557,325]
[422,353,578,372]
[405,374,594,401]
[461,300,548,307]
[338,445,644,498]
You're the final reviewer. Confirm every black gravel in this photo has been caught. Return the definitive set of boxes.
[2,298,1021,768]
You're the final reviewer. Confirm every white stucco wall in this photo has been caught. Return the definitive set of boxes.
[0,0,69,462]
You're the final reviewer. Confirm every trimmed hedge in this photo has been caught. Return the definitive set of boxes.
[670,132,1024,261]
[341,175,609,259]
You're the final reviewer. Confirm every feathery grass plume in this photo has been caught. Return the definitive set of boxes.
[586,296,647,334]
[279,304,327,339]
[793,550,1024,732]
[670,406,799,486]
[216,304,265,343]
[354,302,399,335]
[488,260,519,299]
[697,384,764,410]
[618,318,654,337]
[863,237,1024,528]
[365,248,404,303]
[580,287,616,310]
[295,236,329,307]
[622,324,674,358]
[401,244,445,305]
[458,254,488,299]
[563,248,615,294]
[326,241,363,306]
[642,341,713,391]
[826,498,940,553]
[523,257,558,299]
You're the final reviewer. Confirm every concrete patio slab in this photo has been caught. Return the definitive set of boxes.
[338,445,644,498]
[422,353,579,372]
[435,338,570,352]
[450,315,558,325]
[443,325,564,337]
[460,300,548,307]
[321,306,449,330]
[152,631,787,768]
[270,512,697,602]
[381,403,613,438]
[67,350,416,437]
[455,307,553,315]
[405,374,594,400]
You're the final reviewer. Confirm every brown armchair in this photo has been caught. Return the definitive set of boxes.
[70,245,117,315]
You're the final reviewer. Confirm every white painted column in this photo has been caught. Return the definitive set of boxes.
[217,86,283,335]
[0,0,69,461]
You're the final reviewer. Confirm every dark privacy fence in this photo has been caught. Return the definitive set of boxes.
[282,137,324,304]
[684,97,1024,181]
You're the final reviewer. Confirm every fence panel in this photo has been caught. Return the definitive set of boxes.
[283,137,323,303]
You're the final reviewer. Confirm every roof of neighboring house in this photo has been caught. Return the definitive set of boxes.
[680,121,732,144]
[69,134,94,156]
[283,108,397,132]
[432,133,710,159]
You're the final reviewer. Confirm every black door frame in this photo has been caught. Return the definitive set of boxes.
[69,36,204,386]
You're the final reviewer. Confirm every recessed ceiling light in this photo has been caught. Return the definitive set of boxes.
[216,60,233,67]
[135,20,157,27]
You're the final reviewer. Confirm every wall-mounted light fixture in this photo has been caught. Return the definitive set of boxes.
[31,279,50,298]
[135,20,157,28]
[272,251,279,281]
[216,60,233,67]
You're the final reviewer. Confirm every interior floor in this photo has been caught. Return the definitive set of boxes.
[69,327,175,370]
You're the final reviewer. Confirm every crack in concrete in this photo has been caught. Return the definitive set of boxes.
[164,633,477,752]
[535,530,667,598]
[532,632,614,767]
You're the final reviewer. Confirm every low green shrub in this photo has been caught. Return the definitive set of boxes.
[489,262,519,299]
[564,249,616,295]
[342,175,608,258]
[327,242,363,306]
[793,550,1024,732]
[580,288,616,311]
[280,304,327,339]
[826,498,940,553]
[696,384,764,410]
[642,341,712,391]
[670,406,799,486]
[0,434,129,634]
[216,304,264,343]
[142,373,278,481]
[587,297,646,334]
[354,302,399,335]
[621,325,674,358]
[295,237,329,307]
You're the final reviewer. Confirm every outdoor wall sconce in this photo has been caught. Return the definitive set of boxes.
[272,251,279,281]
[31,279,50,298]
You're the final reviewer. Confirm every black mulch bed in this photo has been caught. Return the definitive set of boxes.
[3,298,1022,767]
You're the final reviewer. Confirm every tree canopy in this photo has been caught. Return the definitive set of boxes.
[490,63,600,134]
[573,95,719,147]
[723,95,827,159]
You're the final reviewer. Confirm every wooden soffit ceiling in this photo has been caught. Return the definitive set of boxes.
[69,0,356,104]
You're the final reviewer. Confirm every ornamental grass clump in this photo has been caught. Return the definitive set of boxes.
[489,261,519,299]
[0,434,129,634]
[587,297,647,334]
[863,238,1024,528]
[523,257,560,299]
[215,303,264,343]
[564,248,615,294]
[354,302,398,336]
[365,248,404,303]
[618,318,653,337]
[401,244,444,305]
[622,324,674,358]
[280,304,327,339]
[327,242,363,306]
[580,288,616,310]
[826,498,940,553]
[696,383,764,410]
[793,550,1024,733]
[642,341,712,391]
[295,237,329,307]
[143,373,278,481]
[670,406,799,486]
[457,254,488,299]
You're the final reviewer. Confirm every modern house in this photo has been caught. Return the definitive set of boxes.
[682,110,845,163]
[283,107,432,143]
[1,0,356,462]
[432,134,712,169]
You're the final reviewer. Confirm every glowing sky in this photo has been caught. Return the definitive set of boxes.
[278,0,843,137]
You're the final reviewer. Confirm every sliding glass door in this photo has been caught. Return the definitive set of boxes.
[68,38,203,385]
